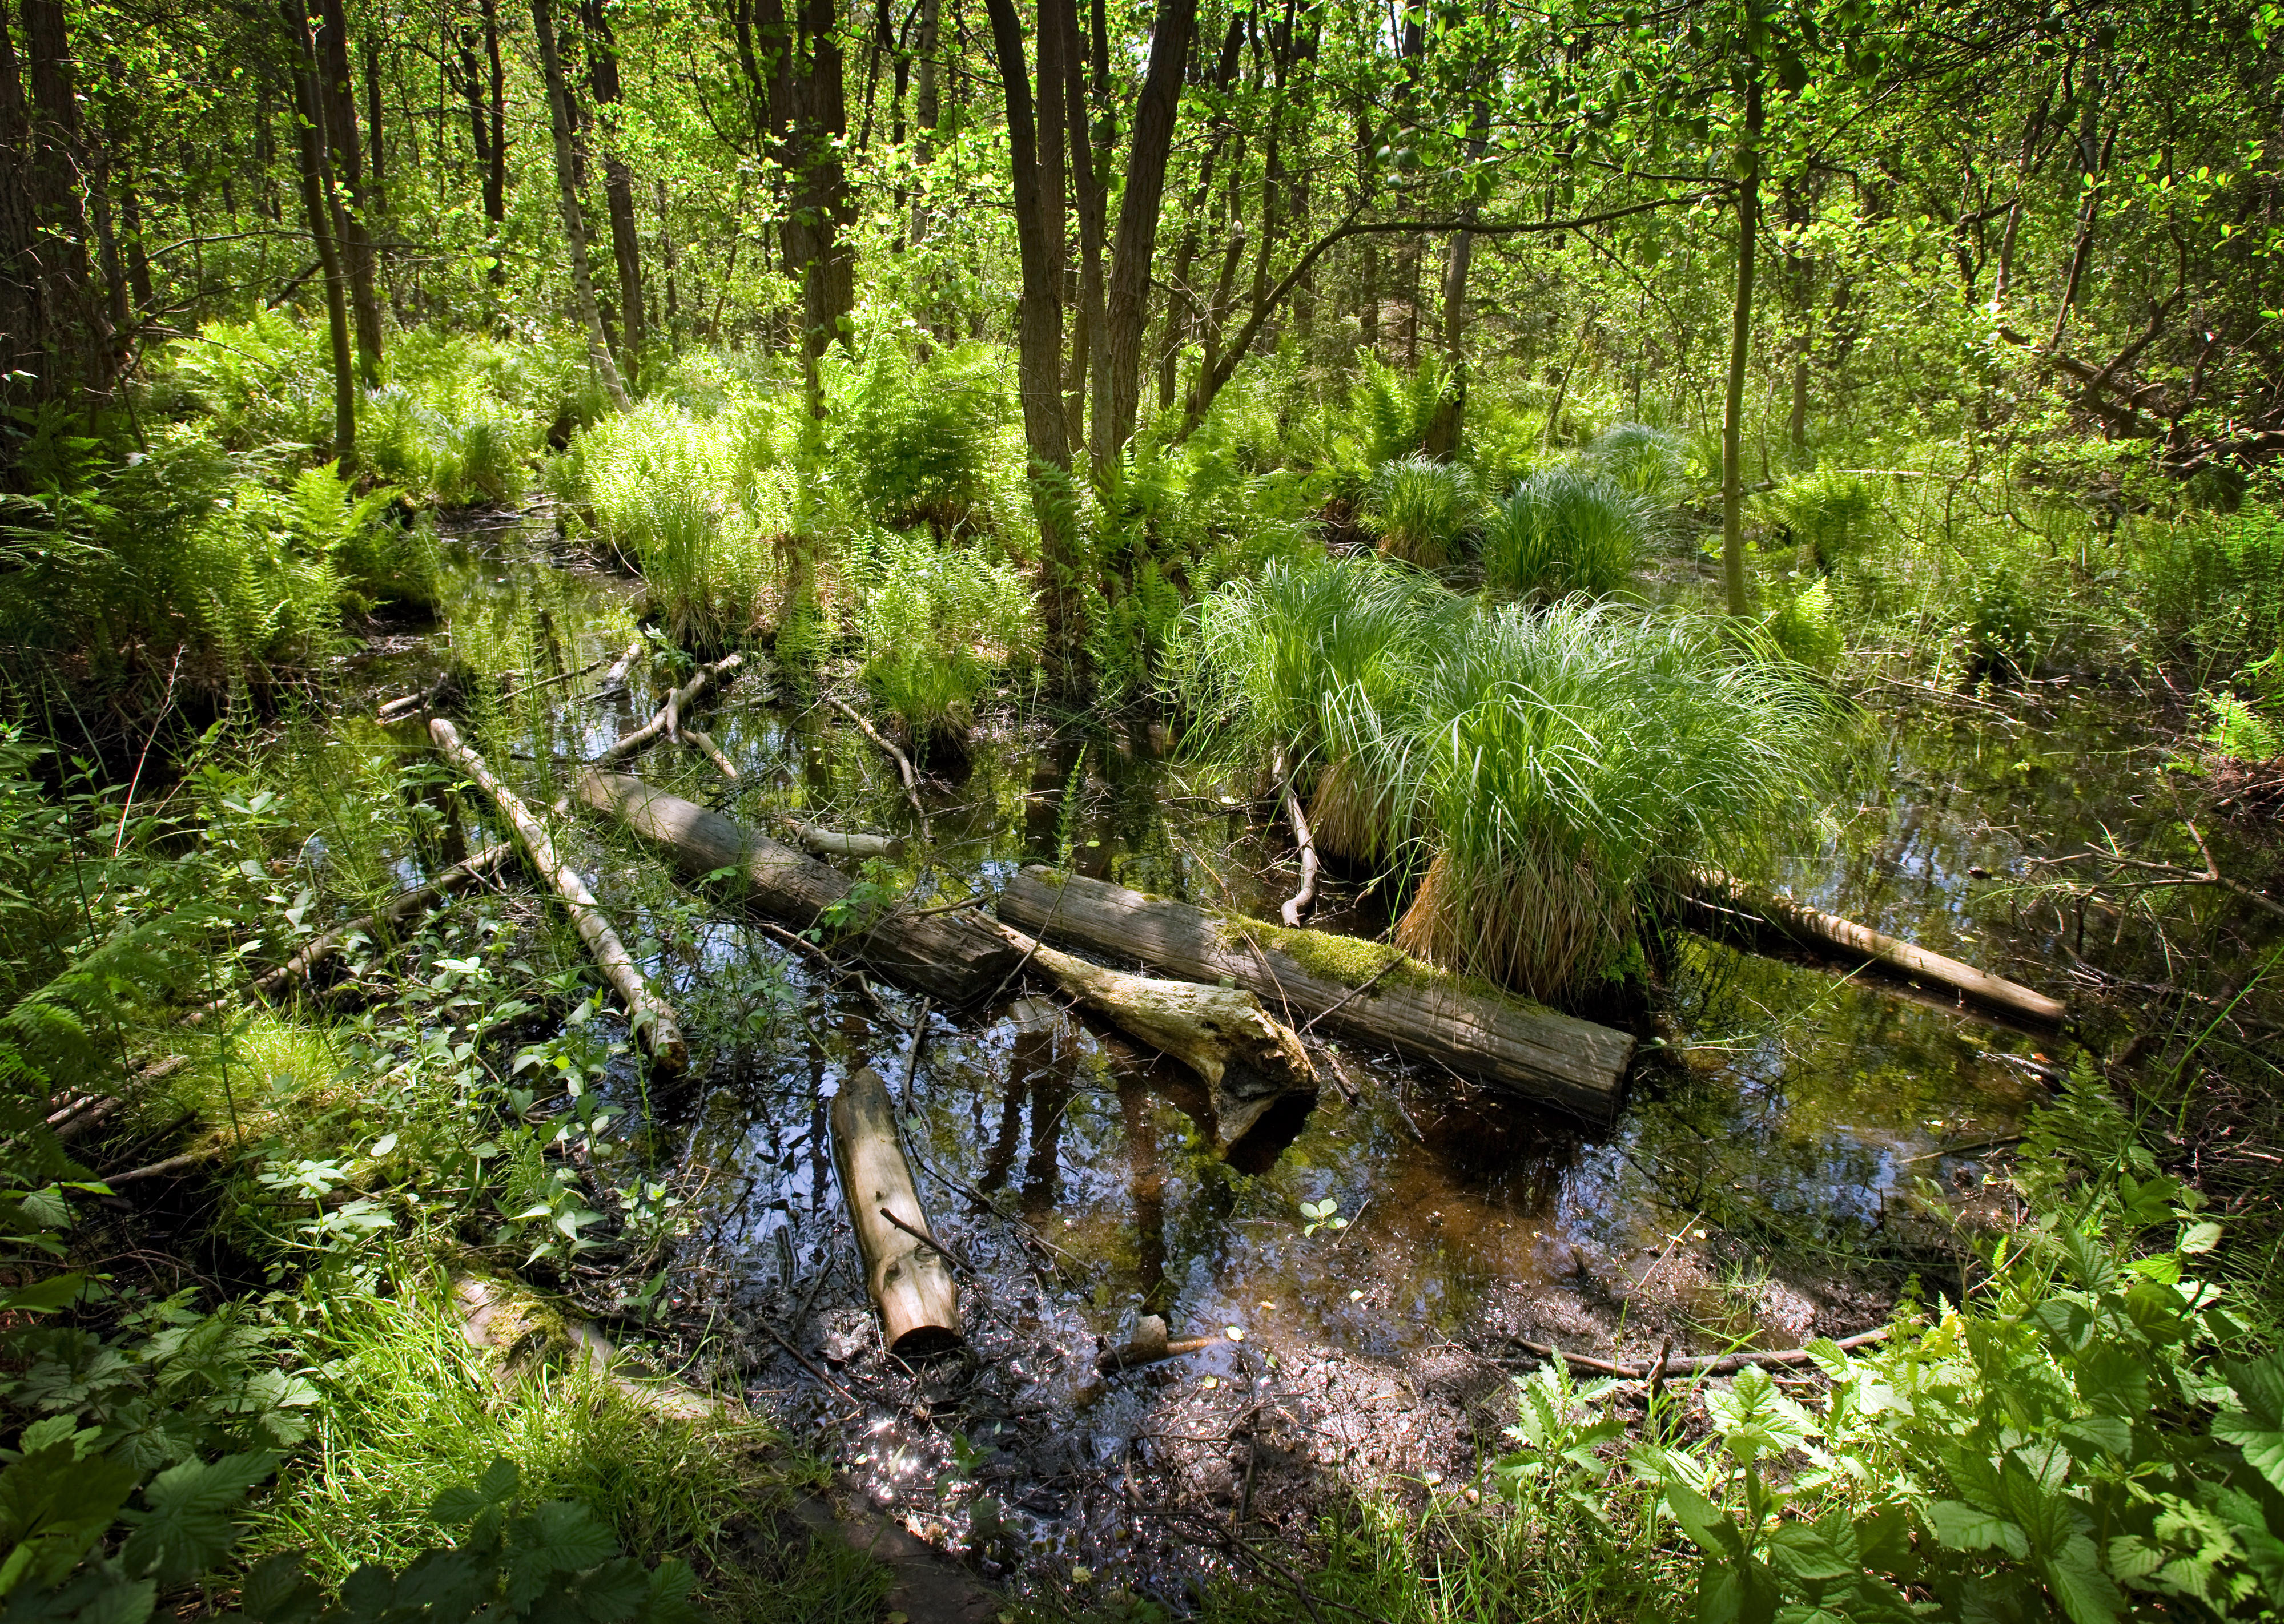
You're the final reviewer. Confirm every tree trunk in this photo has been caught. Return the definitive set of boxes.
[0,6,37,399]
[1720,74,1761,618]
[831,1066,963,1357]
[574,773,1026,1005]
[580,0,644,378]
[531,0,630,409]
[996,868,1634,1126]
[283,0,357,466]
[429,720,686,1072]
[1091,0,1196,474]
[22,0,99,399]
[316,0,381,384]
[1420,227,1474,458]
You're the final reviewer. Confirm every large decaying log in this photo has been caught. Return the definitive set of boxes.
[1676,867,2066,1027]
[429,720,688,1073]
[574,772,1022,1005]
[589,652,743,770]
[997,868,1634,1127]
[981,918,1316,1160]
[831,1066,963,1357]
[254,842,516,996]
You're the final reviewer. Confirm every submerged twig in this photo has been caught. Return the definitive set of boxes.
[822,693,931,843]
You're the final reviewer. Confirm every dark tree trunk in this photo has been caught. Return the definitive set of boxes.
[282,0,356,465]
[22,0,100,399]
[532,0,629,408]
[579,0,644,378]
[316,0,381,382]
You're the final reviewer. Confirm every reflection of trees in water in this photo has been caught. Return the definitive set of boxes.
[976,1001,1071,1219]
[1120,1078,1169,1316]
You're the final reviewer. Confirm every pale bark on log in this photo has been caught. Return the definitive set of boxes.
[1096,1313,1217,1373]
[589,654,743,770]
[254,842,515,996]
[789,819,893,858]
[831,1065,962,1357]
[1675,866,2066,1027]
[598,637,645,692]
[574,772,1021,1005]
[430,720,687,1073]
[980,917,1315,1158]
[996,867,1632,1127]
[682,728,737,780]
[1280,776,1320,929]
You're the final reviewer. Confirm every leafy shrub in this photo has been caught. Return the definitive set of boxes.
[1963,569,2049,680]
[1366,455,1477,570]
[1480,462,1651,601]
[833,342,1012,533]
[1767,575,1845,669]
[2133,506,2284,688]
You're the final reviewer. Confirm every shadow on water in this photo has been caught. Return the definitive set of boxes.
[373,526,2214,1597]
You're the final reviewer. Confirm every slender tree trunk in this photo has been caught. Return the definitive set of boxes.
[655,176,679,340]
[316,0,381,382]
[1056,0,1103,457]
[580,0,645,378]
[1421,226,1473,458]
[908,0,940,252]
[1720,75,1762,618]
[283,0,356,466]
[1092,0,1197,475]
[23,0,101,398]
[0,5,36,398]
[531,0,629,409]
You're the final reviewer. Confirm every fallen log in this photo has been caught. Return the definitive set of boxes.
[1096,1314,1218,1375]
[253,842,516,997]
[597,637,644,693]
[1674,867,2066,1027]
[831,1066,962,1358]
[430,721,687,1073]
[682,728,738,781]
[979,917,1316,1161]
[996,868,1632,1128]
[574,772,1022,1006]
[1280,775,1321,929]
[787,818,892,859]
[589,653,743,770]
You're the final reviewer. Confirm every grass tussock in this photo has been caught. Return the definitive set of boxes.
[1366,455,1478,569]
[1481,461,1655,602]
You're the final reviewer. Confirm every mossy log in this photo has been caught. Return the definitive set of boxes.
[1675,866,2066,1027]
[574,772,1022,1005]
[831,1066,963,1358]
[980,918,1316,1160]
[430,720,687,1073]
[996,867,1633,1128]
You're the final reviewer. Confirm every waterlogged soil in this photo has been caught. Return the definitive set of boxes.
[361,523,2234,1610]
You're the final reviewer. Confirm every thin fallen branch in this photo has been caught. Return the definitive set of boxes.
[2029,820,2284,924]
[682,728,738,781]
[597,638,644,692]
[1512,1325,1891,1380]
[431,720,687,1073]
[252,843,516,997]
[822,694,930,842]
[589,653,744,770]
[1279,763,1321,929]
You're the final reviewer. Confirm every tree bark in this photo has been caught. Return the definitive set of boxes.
[832,1066,963,1357]
[532,0,630,409]
[574,773,1025,1005]
[579,0,645,378]
[1091,0,1196,474]
[283,0,357,467]
[316,0,381,383]
[1720,74,1762,618]
[997,868,1634,1126]
[21,0,100,400]
[430,720,686,1072]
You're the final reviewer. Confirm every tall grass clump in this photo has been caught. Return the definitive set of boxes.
[563,397,789,648]
[851,527,1036,763]
[1388,602,1835,998]
[1480,462,1652,601]
[1585,421,1690,502]
[1365,454,1477,569]
[1184,557,1836,1000]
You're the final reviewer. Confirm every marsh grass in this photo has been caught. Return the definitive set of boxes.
[1585,421,1691,503]
[1480,462,1654,602]
[1366,456,1478,569]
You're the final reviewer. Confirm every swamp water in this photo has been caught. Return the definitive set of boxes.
[353,528,2182,1603]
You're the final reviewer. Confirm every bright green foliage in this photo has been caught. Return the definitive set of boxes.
[1766,575,1845,668]
[2134,507,2284,693]
[2205,687,2284,763]
[1586,423,1692,504]
[1365,455,1478,569]
[852,527,1035,751]
[832,342,1013,532]
[1481,462,1654,601]
[1352,353,1452,469]
[1759,468,1880,569]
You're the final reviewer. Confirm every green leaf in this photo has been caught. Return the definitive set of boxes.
[2179,1221,2221,1254]
[1,1274,87,1315]
[1764,1522,1855,1585]
[1927,1499,2029,1559]
[2217,1355,2284,1494]
[118,1450,275,1586]
[431,1457,520,1526]
[238,1551,324,1623]
[1665,1478,1747,1559]
[2040,1533,2125,1624]
[0,1444,142,1597]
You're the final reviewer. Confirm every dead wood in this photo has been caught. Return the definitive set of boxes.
[589,653,744,770]
[254,843,516,997]
[996,868,1632,1127]
[822,694,931,841]
[1513,1326,1889,1380]
[1280,767,1321,929]
[1675,865,2068,1026]
[573,772,1022,1005]
[1097,1314,1219,1374]
[831,1065,963,1358]
[787,818,893,859]
[430,720,687,1073]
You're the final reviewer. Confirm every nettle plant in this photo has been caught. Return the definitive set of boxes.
[1618,1114,2284,1624]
